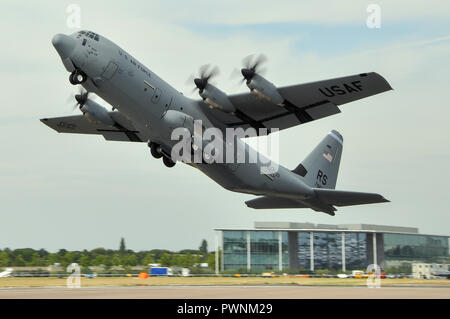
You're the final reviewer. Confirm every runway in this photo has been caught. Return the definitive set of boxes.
[0,285,449,299]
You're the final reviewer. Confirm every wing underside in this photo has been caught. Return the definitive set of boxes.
[41,112,148,142]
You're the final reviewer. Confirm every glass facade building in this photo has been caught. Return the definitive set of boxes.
[383,233,449,267]
[217,223,449,272]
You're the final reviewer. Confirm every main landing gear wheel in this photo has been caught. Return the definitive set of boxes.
[69,70,87,85]
[163,156,176,168]
[148,142,163,159]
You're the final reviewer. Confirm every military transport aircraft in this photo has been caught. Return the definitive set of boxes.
[42,30,393,216]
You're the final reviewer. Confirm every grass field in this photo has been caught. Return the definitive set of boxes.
[0,276,449,288]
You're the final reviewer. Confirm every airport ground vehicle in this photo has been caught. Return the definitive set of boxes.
[150,267,173,276]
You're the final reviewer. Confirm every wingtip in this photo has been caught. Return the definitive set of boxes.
[372,72,393,91]
[381,196,390,203]
[244,200,256,209]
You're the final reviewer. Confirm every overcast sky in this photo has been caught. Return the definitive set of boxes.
[0,1,449,252]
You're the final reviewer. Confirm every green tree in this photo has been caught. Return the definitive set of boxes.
[127,254,137,266]
[46,253,59,266]
[93,255,106,266]
[183,253,194,268]
[112,254,121,266]
[14,255,25,266]
[30,252,43,266]
[0,252,10,267]
[199,239,208,255]
[57,249,68,257]
[13,248,34,264]
[158,253,172,266]
[171,254,183,267]
[80,255,91,267]
[38,248,49,258]
[103,255,112,267]
[207,251,220,271]
[149,249,171,261]
[142,253,154,266]
[119,238,126,255]
[62,252,76,266]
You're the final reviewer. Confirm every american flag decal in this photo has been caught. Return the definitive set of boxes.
[323,152,333,162]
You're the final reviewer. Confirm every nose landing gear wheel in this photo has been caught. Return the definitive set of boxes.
[148,142,163,159]
[163,156,176,168]
[69,70,87,85]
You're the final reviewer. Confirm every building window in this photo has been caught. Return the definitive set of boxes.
[314,232,342,270]
[383,233,449,267]
[345,233,367,270]
[250,231,279,271]
[223,231,247,270]
[297,232,311,270]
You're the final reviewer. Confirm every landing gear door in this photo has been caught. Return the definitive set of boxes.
[102,61,118,80]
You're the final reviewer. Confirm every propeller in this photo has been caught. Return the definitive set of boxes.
[68,87,91,111]
[232,54,267,84]
[187,64,220,94]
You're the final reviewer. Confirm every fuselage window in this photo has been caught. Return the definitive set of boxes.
[82,38,86,46]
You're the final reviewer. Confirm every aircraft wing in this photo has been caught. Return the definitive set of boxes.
[40,112,148,142]
[201,72,392,132]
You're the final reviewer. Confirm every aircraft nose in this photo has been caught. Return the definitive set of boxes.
[52,33,77,59]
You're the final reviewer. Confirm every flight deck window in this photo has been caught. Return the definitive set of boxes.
[82,39,86,46]
[94,35,99,41]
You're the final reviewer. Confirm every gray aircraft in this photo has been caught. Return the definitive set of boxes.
[42,30,393,216]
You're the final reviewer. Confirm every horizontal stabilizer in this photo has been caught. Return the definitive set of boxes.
[245,197,308,209]
[313,188,389,207]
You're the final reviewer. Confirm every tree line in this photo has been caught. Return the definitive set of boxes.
[0,238,216,270]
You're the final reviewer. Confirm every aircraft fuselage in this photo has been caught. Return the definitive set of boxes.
[52,31,314,201]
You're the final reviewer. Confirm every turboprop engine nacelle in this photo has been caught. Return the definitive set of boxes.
[163,110,195,134]
[80,100,115,126]
[246,74,285,106]
[199,84,236,114]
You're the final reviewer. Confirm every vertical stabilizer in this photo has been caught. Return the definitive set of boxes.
[292,130,343,189]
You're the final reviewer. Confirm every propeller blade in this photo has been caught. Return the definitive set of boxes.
[229,68,244,80]
[242,54,267,74]
[185,73,195,86]
[67,87,91,112]
[187,64,220,93]
[253,54,267,71]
